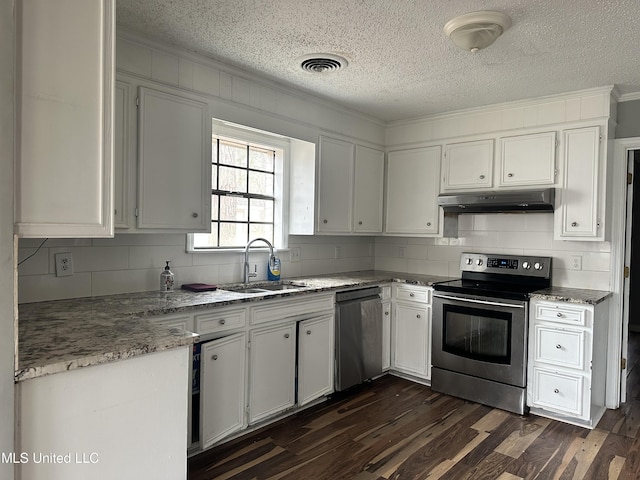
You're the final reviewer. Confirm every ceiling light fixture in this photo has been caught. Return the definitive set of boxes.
[298,53,348,73]
[444,11,511,53]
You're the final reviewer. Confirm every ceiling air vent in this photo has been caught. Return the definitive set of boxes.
[298,54,348,73]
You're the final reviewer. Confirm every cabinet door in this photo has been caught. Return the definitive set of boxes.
[249,323,296,424]
[556,126,601,239]
[393,302,430,378]
[442,140,493,191]
[382,302,391,371]
[499,131,556,187]
[386,146,441,234]
[317,137,354,233]
[114,81,130,228]
[137,87,211,231]
[16,0,114,238]
[353,145,384,233]
[298,314,334,406]
[200,333,246,449]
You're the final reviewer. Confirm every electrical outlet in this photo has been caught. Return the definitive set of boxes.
[55,252,74,277]
[569,255,582,271]
[398,246,406,258]
[291,247,301,262]
[334,246,341,259]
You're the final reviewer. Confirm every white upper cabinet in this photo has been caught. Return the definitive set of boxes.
[114,81,130,229]
[385,146,441,235]
[316,136,384,234]
[442,139,493,191]
[15,0,115,238]
[137,87,211,231]
[498,131,557,187]
[555,126,603,240]
[353,145,385,233]
[317,137,354,233]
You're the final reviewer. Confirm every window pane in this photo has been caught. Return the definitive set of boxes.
[220,222,248,247]
[249,171,274,196]
[218,141,247,167]
[211,195,219,221]
[218,166,247,193]
[220,196,248,221]
[249,147,274,172]
[250,223,273,242]
[193,225,218,248]
[249,198,274,222]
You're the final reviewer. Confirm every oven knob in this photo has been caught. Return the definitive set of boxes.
[465,257,473,265]
[476,259,483,266]
[534,262,543,270]
[522,261,531,270]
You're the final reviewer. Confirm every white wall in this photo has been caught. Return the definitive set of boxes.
[0,1,15,479]
[375,213,611,291]
[18,235,375,303]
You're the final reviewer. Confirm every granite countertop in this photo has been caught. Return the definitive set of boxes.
[16,270,452,382]
[529,286,612,305]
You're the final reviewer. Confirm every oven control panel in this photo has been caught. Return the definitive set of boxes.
[460,252,551,277]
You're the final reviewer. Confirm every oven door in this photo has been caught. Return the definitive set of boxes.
[432,292,528,387]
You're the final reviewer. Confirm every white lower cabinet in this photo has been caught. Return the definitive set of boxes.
[382,301,391,371]
[248,323,297,424]
[200,333,246,449]
[298,314,335,406]
[527,298,610,428]
[392,285,432,380]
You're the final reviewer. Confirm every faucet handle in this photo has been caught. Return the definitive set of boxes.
[248,272,257,278]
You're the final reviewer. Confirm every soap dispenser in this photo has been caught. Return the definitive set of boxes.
[160,261,175,291]
[267,252,281,281]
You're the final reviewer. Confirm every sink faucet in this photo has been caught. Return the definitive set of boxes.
[243,238,276,284]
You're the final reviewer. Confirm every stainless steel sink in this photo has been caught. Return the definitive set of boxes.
[221,282,306,294]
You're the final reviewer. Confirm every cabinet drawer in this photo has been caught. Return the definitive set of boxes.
[395,285,431,304]
[195,308,247,335]
[533,325,586,370]
[250,294,334,325]
[531,367,584,417]
[534,302,589,327]
[149,314,194,334]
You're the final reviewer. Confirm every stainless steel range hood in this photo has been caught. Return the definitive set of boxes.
[438,188,555,237]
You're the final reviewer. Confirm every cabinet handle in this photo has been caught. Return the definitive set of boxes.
[427,222,431,227]
[556,312,563,318]
[114,209,118,215]
[212,354,218,361]
[479,175,485,180]
[323,219,328,224]
[358,221,363,225]
[409,292,415,297]
[306,330,312,335]
[554,388,560,394]
[508,173,514,178]
[284,333,290,339]
[556,344,562,349]
[416,314,421,319]
[192,212,199,218]
[219,319,226,325]
[571,221,578,227]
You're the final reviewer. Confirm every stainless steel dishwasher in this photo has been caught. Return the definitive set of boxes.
[335,286,382,391]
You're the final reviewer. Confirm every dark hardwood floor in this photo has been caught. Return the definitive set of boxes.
[189,335,640,480]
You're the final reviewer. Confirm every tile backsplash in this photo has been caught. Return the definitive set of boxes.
[18,212,611,303]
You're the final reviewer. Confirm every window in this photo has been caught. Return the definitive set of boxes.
[189,122,287,250]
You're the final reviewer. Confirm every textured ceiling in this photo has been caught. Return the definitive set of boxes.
[116,0,640,122]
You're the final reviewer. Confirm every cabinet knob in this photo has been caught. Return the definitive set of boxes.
[192,212,199,218]
[306,330,312,335]
[416,314,421,319]
[358,221,363,225]
[556,344,562,349]
[212,354,218,361]
[114,209,118,215]
[571,221,578,227]
[554,388,560,394]
[219,319,226,325]
[385,311,389,316]
[284,333,290,339]
[556,312,563,318]
[427,222,431,227]
[409,292,415,297]
[479,175,485,180]
[508,173,514,178]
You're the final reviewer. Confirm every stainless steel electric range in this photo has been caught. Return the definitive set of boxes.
[431,252,552,414]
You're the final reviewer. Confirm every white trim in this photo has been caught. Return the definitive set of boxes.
[619,92,640,103]
[609,137,640,408]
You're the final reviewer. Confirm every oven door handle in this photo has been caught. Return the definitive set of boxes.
[433,293,525,309]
